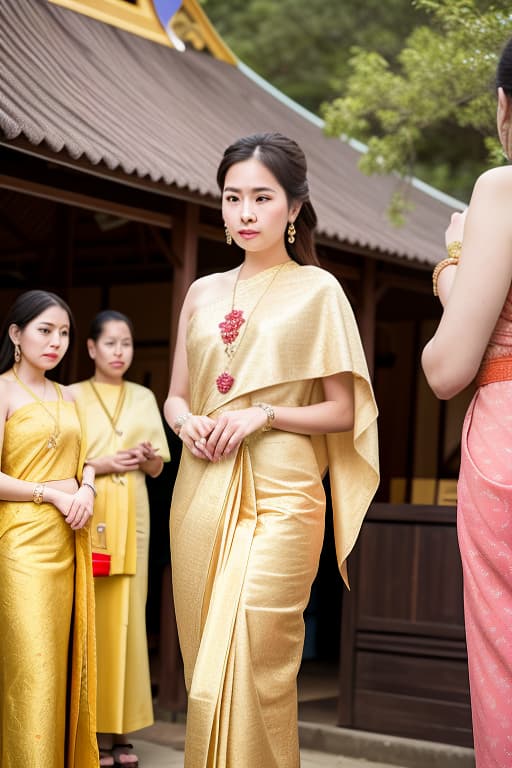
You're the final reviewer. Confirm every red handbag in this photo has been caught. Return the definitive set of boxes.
[92,551,111,577]
[92,523,111,577]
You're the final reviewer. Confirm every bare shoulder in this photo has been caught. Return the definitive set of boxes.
[0,378,12,418]
[474,165,512,195]
[185,268,238,315]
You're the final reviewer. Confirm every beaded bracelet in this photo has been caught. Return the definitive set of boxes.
[432,241,462,297]
[255,402,275,432]
[432,258,458,296]
[174,411,192,435]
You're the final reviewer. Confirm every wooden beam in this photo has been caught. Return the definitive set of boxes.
[0,174,172,229]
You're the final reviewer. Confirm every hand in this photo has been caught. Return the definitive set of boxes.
[48,486,94,530]
[205,407,267,462]
[91,451,141,475]
[445,210,467,248]
[178,414,217,460]
[138,441,160,461]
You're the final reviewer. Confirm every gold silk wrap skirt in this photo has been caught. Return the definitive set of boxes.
[171,417,325,768]
[0,503,75,767]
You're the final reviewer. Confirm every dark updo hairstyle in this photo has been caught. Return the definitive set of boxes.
[0,290,74,374]
[88,309,134,342]
[216,132,320,266]
[497,36,512,97]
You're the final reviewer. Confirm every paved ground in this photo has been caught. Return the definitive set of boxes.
[131,736,405,768]
[132,718,475,768]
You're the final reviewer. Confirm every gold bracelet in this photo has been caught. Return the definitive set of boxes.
[447,240,462,260]
[33,483,44,504]
[432,257,459,297]
[255,402,275,432]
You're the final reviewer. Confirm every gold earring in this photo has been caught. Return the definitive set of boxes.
[287,222,296,244]
[14,343,21,363]
[224,224,232,246]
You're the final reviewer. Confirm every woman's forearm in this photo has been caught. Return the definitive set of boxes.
[271,400,354,435]
[164,395,191,435]
[0,472,46,502]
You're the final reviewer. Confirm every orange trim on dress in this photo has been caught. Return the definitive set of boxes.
[476,355,512,387]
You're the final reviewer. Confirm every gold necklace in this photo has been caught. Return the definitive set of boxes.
[12,367,61,450]
[89,379,126,436]
[216,261,289,393]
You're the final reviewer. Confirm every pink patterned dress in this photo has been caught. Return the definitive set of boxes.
[458,289,512,765]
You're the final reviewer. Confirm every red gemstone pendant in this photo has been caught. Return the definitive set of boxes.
[216,372,234,393]
[219,309,245,345]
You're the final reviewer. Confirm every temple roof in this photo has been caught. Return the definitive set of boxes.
[0,0,463,266]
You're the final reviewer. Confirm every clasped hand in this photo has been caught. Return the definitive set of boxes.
[179,408,268,462]
[49,481,95,530]
[95,442,159,475]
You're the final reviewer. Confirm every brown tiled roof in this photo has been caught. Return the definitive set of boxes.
[0,0,463,266]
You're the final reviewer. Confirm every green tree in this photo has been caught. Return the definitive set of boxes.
[322,0,512,206]
[201,0,428,113]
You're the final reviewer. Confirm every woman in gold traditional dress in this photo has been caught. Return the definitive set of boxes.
[164,133,379,768]
[0,290,98,768]
[71,310,170,768]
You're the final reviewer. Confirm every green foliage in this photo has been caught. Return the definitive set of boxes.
[201,0,512,209]
[200,0,428,113]
[322,0,512,202]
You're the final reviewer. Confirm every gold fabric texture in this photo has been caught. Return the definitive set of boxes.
[171,262,379,767]
[73,380,170,733]
[0,399,98,768]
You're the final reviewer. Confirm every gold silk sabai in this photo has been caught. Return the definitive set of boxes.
[170,261,379,768]
[73,380,170,734]
[0,397,98,768]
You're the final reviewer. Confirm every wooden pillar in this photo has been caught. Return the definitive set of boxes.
[169,202,200,361]
[158,201,199,713]
[359,259,376,380]
[53,205,77,382]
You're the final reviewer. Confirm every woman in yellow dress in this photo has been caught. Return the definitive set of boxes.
[71,310,170,767]
[0,289,98,768]
[164,132,379,767]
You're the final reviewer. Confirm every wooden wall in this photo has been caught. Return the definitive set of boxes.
[338,503,472,747]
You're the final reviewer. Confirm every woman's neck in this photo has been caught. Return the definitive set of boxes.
[241,249,291,279]
[92,371,124,386]
[13,361,47,388]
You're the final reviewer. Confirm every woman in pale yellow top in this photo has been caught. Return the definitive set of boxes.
[71,310,170,768]
[0,289,98,768]
[164,133,379,767]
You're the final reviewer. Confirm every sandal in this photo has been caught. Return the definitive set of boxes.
[99,749,114,768]
[112,743,139,767]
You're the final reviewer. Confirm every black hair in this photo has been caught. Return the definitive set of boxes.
[497,37,512,97]
[0,290,74,374]
[217,132,320,266]
[88,310,134,342]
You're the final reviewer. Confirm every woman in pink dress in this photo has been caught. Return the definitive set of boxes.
[422,37,512,767]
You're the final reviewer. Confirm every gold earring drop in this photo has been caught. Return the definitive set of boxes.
[224,224,232,246]
[14,343,21,363]
[287,222,296,244]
